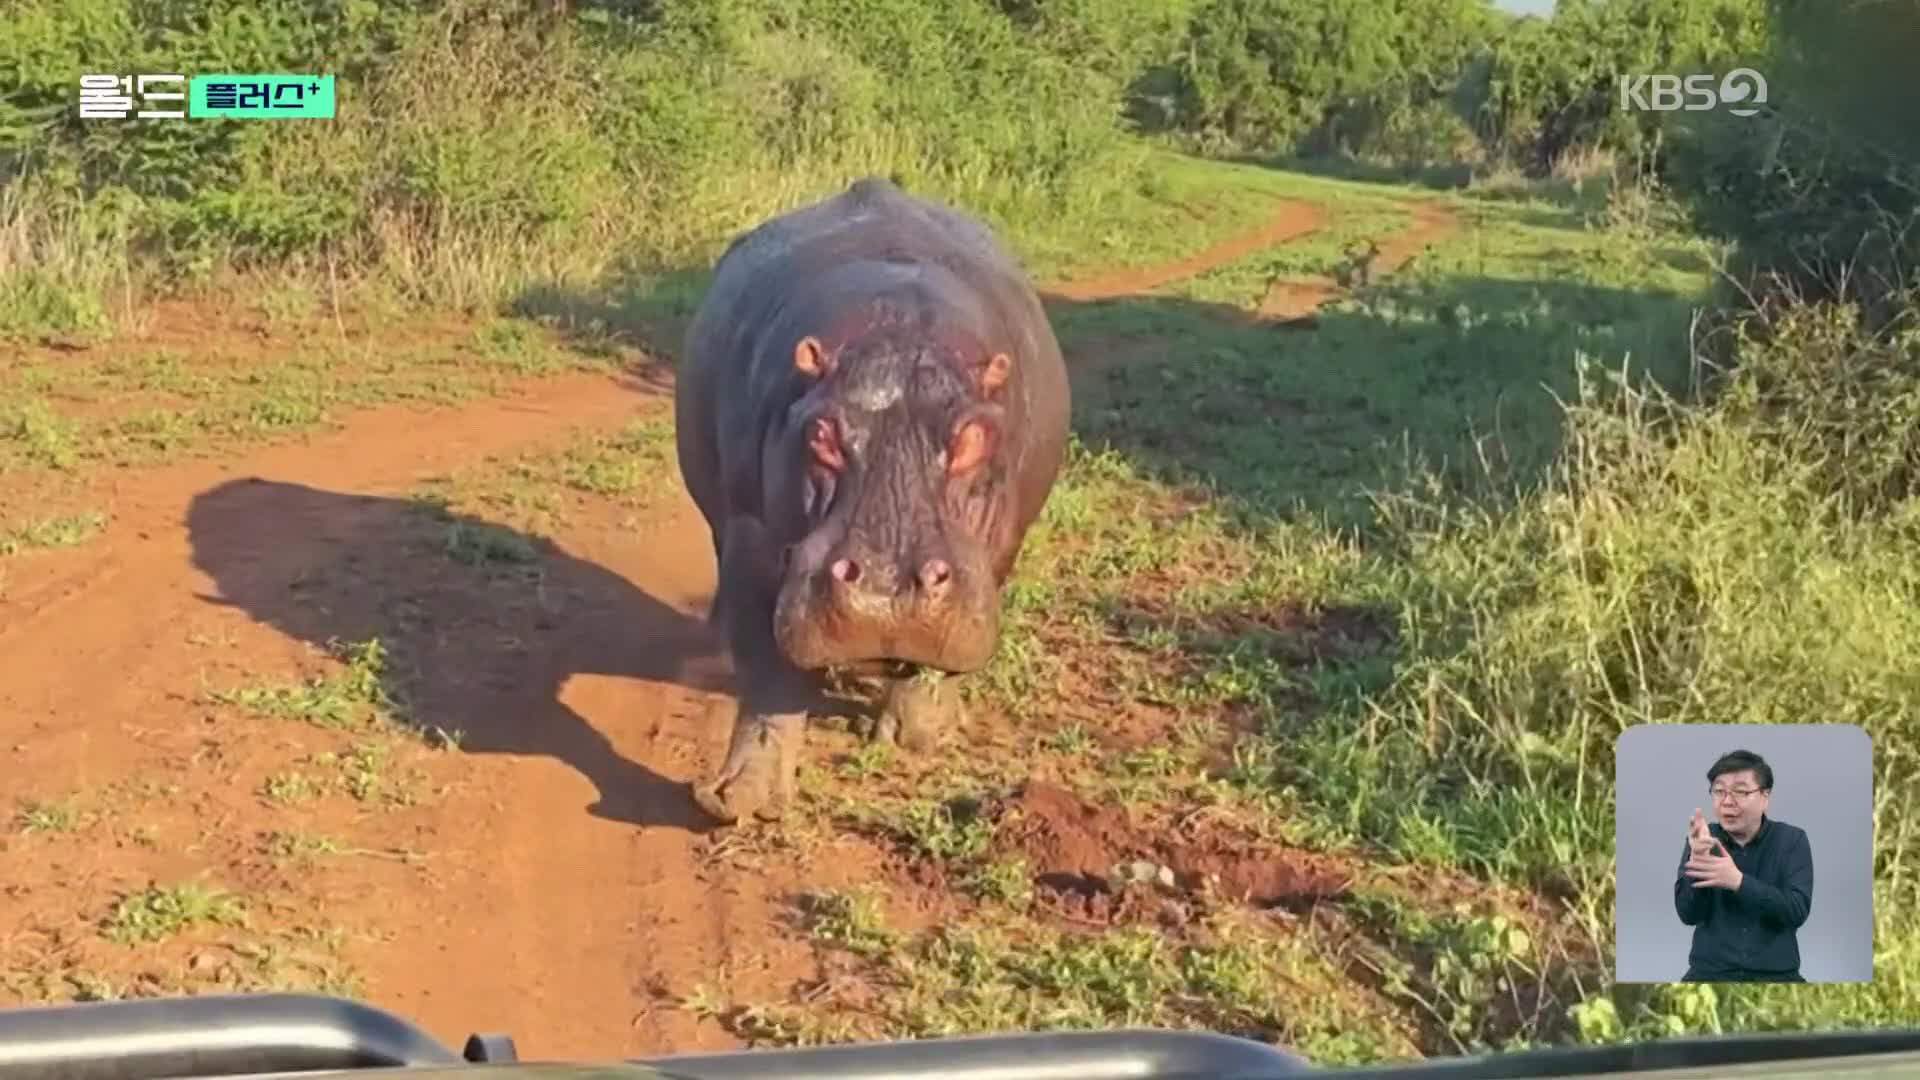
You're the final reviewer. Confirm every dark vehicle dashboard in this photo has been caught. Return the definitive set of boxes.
[6,993,1920,1080]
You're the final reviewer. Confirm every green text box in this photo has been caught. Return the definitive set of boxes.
[190,75,334,119]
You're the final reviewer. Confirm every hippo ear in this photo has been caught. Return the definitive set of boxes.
[979,351,1011,394]
[947,415,997,475]
[795,336,833,379]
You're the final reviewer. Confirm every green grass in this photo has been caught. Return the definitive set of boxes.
[10,778,184,840]
[308,738,430,807]
[408,412,682,542]
[3,884,362,1002]
[1,939,363,1004]
[727,890,1416,1066]
[440,515,541,568]
[0,322,616,479]
[263,830,427,866]
[102,881,248,945]
[1053,186,1714,533]
[253,739,436,809]
[1019,150,1323,283]
[0,510,106,555]
[14,797,83,834]
[260,769,326,807]
[510,149,1320,356]
[205,638,401,732]
[553,416,677,499]
[204,637,450,807]
[3,644,443,1009]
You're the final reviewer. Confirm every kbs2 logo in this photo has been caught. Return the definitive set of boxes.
[1618,69,1768,117]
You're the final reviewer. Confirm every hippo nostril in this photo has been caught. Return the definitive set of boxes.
[830,557,860,584]
[780,545,795,570]
[919,559,952,591]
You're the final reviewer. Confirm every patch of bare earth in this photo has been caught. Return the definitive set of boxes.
[997,781,1353,923]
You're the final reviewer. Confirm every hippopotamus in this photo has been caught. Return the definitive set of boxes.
[673,176,1071,823]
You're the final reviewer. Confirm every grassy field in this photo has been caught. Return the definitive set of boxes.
[4,132,1918,1066]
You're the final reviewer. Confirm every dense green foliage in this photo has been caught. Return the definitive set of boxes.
[4,0,1879,334]
[0,0,1830,328]
[0,0,1145,332]
[1163,0,1494,163]
[1477,0,1769,169]
[1665,0,1920,316]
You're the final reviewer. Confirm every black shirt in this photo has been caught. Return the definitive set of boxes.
[1673,814,1814,978]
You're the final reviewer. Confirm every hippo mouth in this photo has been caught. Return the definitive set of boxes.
[769,547,1001,674]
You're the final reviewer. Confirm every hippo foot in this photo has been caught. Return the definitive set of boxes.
[692,706,806,824]
[873,672,960,753]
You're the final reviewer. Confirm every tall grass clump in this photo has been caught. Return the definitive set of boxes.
[1263,296,1920,1030]
[0,177,135,344]
[0,0,1142,340]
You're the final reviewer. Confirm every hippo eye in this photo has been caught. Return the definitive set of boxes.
[808,416,845,471]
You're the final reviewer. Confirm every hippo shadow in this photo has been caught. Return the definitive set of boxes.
[185,477,737,832]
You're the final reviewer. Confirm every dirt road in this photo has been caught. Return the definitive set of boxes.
[0,194,1456,1059]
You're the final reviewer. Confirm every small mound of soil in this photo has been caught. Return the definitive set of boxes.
[1045,881,1195,932]
[1163,841,1351,906]
[997,781,1351,911]
[1000,780,1151,893]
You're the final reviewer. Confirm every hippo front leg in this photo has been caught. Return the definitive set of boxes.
[872,666,965,752]
[692,517,813,824]
[694,697,805,823]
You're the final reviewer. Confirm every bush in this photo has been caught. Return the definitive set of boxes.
[1141,0,1770,174]
[1663,0,1920,319]
[1165,0,1495,158]
[0,0,1144,332]
[1349,302,1920,1000]
[1712,301,1920,520]
[1477,0,1769,173]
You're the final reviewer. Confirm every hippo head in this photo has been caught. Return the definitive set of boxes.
[763,321,1015,675]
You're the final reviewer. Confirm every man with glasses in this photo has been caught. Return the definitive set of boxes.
[1673,749,1815,982]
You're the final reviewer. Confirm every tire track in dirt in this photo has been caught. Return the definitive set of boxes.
[0,189,1447,1059]
[1256,200,1461,323]
[1042,199,1327,302]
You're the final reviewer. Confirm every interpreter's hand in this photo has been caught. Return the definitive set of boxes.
[1684,843,1744,890]
[1688,808,1718,860]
